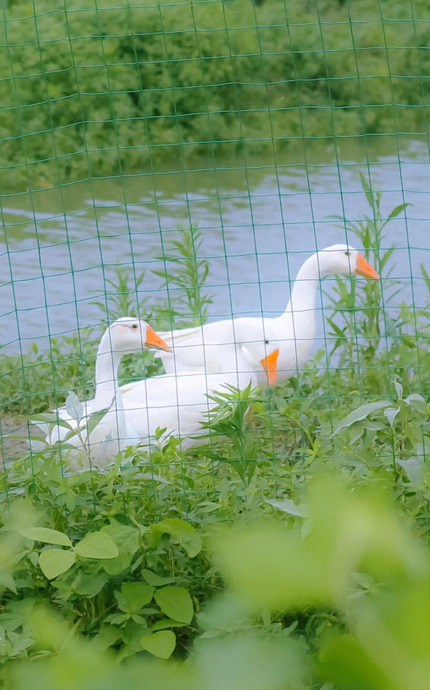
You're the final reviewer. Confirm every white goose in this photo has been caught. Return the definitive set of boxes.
[153,244,379,388]
[36,317,170,466]
[119,339,279,447]
[36,318,278,462]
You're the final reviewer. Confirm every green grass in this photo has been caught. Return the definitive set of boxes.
[1,190,430,687]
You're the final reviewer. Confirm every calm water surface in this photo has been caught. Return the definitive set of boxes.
[1,138,429,355]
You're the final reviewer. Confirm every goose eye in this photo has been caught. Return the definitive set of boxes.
[131,324,138,329]
[265,339,269,345]
[345,251,350,256]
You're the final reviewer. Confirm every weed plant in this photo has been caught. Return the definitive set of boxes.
[1,186,430,687]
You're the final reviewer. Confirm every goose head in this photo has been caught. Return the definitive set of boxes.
[316,244,379,279]
[107,317,171,355]
[241,339,280,388]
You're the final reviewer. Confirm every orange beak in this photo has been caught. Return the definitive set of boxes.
[260,348,279,387]
[355,253,379,279]
[145,325,171,352]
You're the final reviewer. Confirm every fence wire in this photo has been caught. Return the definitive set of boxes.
[0,0,429,499]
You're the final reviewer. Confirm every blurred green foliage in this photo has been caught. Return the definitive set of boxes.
[3,475,430,688]
[1,0,430,190]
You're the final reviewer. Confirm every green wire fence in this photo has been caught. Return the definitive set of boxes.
[2,0,430,678]
[0,0,429,475]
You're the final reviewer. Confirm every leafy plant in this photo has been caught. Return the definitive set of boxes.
[325,172,408,369]
[333,382,429,484]
[216,474,430,690]
[27,391,113,462]
[153,225,214,328]
[0,495,202,664]
[20,526,119,579]
[199,383,267,486]
[5,475,430,689]
[90,266,152,324]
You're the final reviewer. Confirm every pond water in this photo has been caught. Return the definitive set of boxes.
[1,136,429,355]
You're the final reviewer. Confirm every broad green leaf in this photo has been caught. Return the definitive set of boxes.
[265,498,307,518]
[396,456,424,485]
[101,523,140,575]
[102,551,133,576]
[217,476,428,612]
[74,532,119,559]
[405,393,426,408]
[319,630,395,689]
[120,583,154,614]
[19,527,72,548]
[101,523,140,553]
[86,406,111,436]
[74,574,108,598]
[154,586,193,624]
[384,406,400,428]
[132,613,153,624]
[152,618,184,631]
[142,569,176,587]
[394,381,403,400]
[89,627,122,652]
[216,524,324,610]
[103,612,129,625]
[65,391,84,422]
[140,631,176,659]
[334,401,391,433]
[28,412,66,424]
[28,412,69,424]
[151,518,202,557]
[63,428,82,442]
[0,574,17,594]
[39,549,76,580]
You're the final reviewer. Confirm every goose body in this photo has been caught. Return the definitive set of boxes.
[120,353,259,447]
[35,320,268,462]
[155,244,379,387]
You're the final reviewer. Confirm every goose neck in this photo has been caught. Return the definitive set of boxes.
[288,253,321,314]
[93,332,122,408]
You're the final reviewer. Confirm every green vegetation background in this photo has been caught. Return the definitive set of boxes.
[1,0,430,191]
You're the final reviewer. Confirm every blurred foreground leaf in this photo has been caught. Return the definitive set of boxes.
[140,631,176,659]
[216,476,428,612]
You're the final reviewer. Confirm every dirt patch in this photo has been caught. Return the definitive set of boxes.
[0,415,36,464]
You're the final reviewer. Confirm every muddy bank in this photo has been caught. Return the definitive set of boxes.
[0,415,33,464]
